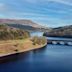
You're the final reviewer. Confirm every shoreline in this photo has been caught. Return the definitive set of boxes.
[0,41,47,58]
[44,35,72,38]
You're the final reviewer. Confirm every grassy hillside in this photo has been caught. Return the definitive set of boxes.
[43,25,72,38]
[0,24,30,40]
[0,24,47,57]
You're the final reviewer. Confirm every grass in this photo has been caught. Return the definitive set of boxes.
[0,38,47,57]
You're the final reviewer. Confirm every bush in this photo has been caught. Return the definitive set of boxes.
[0,24,30,40]
[31,36,47,45]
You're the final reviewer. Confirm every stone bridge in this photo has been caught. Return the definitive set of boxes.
[47,39,72,46]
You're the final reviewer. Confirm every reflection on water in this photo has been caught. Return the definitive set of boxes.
[47,37,72,41]
[0,52,29,64]
[0,46,46,64]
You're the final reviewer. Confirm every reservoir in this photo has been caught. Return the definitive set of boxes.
[0,32,72,72]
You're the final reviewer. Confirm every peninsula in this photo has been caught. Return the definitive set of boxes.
[0,24,47,57]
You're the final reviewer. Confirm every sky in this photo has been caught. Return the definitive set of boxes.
[0,0,72,27]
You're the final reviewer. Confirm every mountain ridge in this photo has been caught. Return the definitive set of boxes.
[43,25,72,38]
[0,19,43,28]
[0,19,50,32]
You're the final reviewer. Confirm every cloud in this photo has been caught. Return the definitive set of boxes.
[42,8,67,14]
[0,0,72,27]
[25,0,72,6]
[25,0,37,3]
[0,3,7,11]
[3,11,47,17]
[0,3,5,9]
[46,0,72,6]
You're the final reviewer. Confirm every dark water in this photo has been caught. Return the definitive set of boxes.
[0,32,72,72]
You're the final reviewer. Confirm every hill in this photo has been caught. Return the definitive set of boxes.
[43,25,72,38]
[6,24,37,31]
[0,19,42,28]
[0,19,50,31]
[0,24,30,40]
[0,24,47,57]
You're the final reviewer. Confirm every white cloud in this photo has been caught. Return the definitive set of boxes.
[42,8,67,14]
[25,0,72,6]
[25,0,37,3]
[0,3,7,11]
[0,3,5,8]
[5,11,47,17]
[46,0,72,6]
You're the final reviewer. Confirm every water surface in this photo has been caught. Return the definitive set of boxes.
[0,32,72,72]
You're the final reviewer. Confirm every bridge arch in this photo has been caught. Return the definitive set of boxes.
[59,41,65,45]
[47,39,72,46]
[52,41,57,45]
[67,42,72,46]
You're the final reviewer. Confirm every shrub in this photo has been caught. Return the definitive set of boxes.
[31,36,47,45]
[0,24,30,40]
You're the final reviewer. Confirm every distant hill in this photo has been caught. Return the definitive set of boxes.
[0,24,30,40]
[43,25,72,38]
[0,19,42,28]
[6,24,37,31]
[0,19,50,31]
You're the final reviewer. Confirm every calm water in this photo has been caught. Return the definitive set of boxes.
[0,32,72,72]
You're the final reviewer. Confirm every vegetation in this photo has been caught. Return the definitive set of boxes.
[44,25,72,38]
[0,24,48,57]
[31,36,47,45]
[0,24,30,40]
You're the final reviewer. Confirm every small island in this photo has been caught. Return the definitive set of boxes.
[0,24,47,57]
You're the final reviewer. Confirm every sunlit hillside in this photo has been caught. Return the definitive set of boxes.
[0,24,30,40]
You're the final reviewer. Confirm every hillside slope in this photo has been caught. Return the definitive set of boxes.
[0,19,42,28]
[0,24,30,40]
[43,25,72,38]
